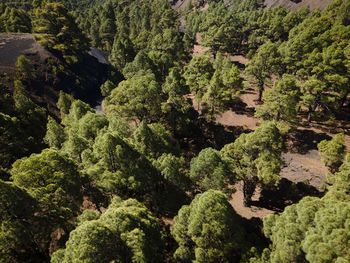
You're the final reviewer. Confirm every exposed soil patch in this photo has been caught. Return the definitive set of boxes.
[286,128,332,154]
[0,33,51,73]
[281,150,328,188]
[192,44,208,57]
[239,91,259,108]
[162,217,175,226]
[215,90,259,130]
[230,175,324,219]
[216,110,258,130]
[230,55,249,70]
[230,182,274,219]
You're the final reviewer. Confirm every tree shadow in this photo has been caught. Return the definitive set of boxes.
[178,116,251,160]
[232,60,246,70]
[226,95,255,117]
[251,178,323,212]
[201,120,251,149]
[335,106,350,124]
[287,129,332,154]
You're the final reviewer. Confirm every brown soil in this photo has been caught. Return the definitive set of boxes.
[216,110,258,130]
[187,30,335,219]
[162,217,175,226]
[215,90,259,130]
[230,182,274,219]
[192,33,210,57]
[230,55,249,65]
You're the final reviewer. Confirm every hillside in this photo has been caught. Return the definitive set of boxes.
[1,0,350,262]
[0,33,109,115]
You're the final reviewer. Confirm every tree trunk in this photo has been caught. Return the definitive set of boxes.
[276,111,281,121]
[307,106,312,123]
[171,109,177,137]
[243,177,257,207]
[210,103,215,121]
[258,84,264,102]
[338,92,348,110]
[307,93,320,123]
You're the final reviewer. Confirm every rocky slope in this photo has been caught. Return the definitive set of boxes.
[0,33,109,115]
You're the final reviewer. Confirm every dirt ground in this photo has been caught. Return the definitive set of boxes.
[187,31,339,219]
[230,182,274,219]
[216,110,258,130]
[214,91,326,218]
[185,86,332,219]
[0,33,51,73]
[216,88,350,219]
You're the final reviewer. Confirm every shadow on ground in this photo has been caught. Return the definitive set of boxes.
[227,95,255,116]
[251,178,323,212]
[287,129,331,154]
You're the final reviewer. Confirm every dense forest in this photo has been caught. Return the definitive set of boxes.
[0,0,350,262]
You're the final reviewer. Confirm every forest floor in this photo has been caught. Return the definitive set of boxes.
[224,89,332,219]
[191,34,350,219]
[191,87,333,219]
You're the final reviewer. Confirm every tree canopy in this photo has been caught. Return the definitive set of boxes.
[11,148,82,226]
[263,191,350,263]
[171,190,246,263]
[1,0,350,262]
[53,196,165,263]
[34,3,89,64]
[221,122,284,206]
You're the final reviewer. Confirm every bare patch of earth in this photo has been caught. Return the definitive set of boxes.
[0,33,51,73]
[216,110,258,130]
[281,150,328,188]
[162,217,175,226]
[230,55,249,65]
[215,90,259,130]
[230,182,274,219]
